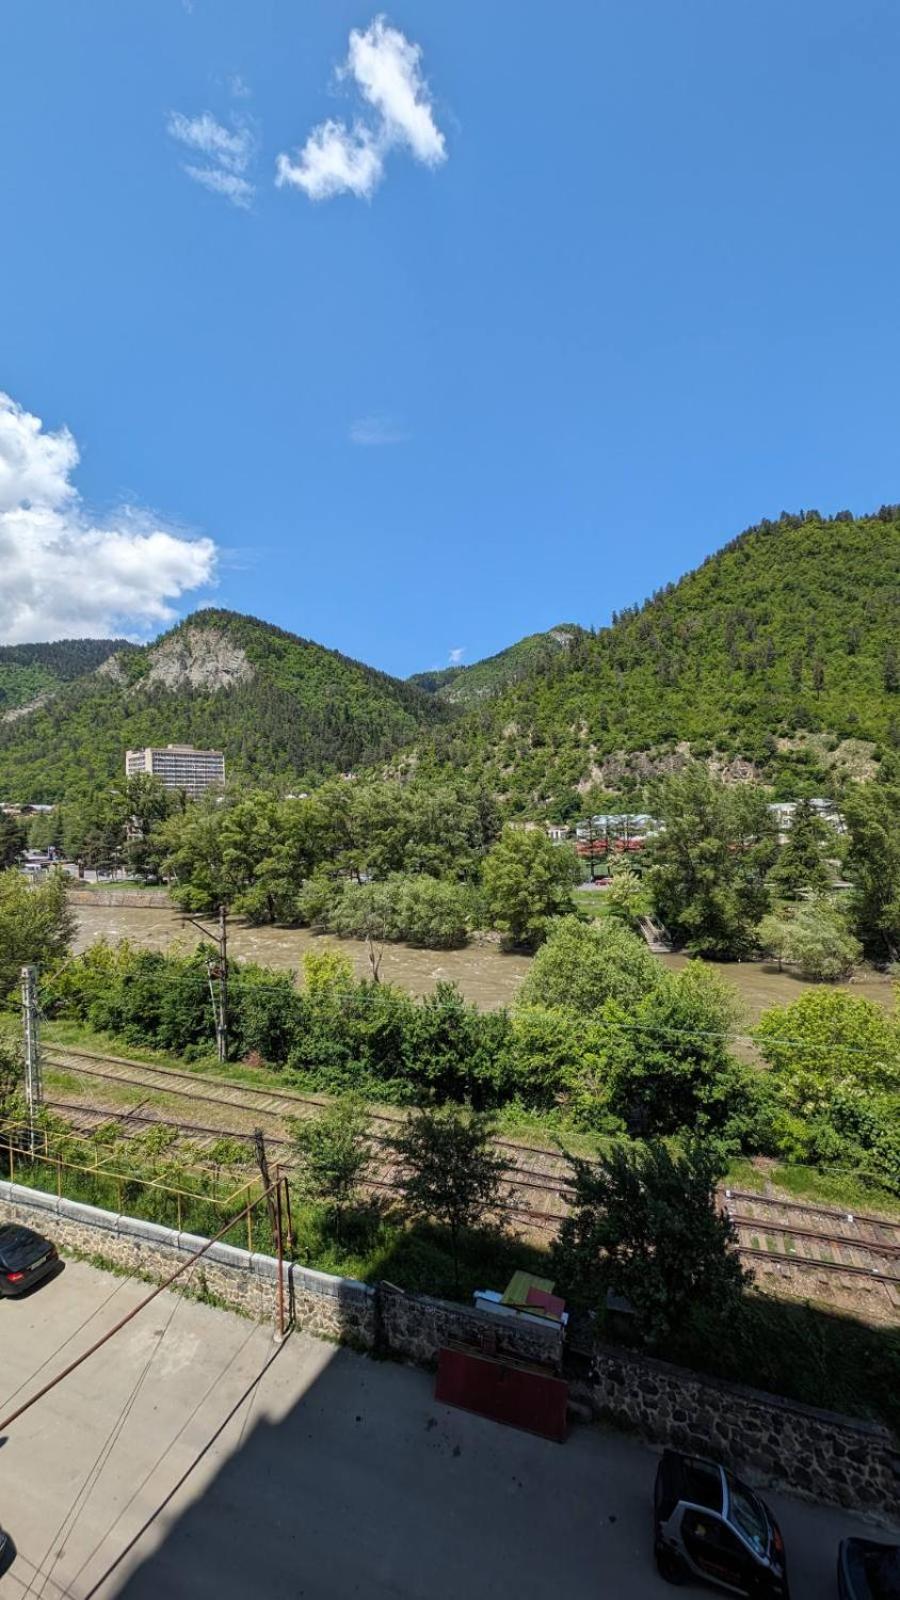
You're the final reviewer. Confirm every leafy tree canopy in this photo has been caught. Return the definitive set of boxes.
[554,1139,748,1346]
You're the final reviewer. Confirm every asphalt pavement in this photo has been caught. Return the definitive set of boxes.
[0,1259,895,1598]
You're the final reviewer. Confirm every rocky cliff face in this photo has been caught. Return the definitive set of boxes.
[142,626,254,692]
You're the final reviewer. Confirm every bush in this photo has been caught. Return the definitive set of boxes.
[518,916,663,1016]
[757,901,861,981]
[323,873,470,948]
[481,827,580,947]
[554,1140,747,1345]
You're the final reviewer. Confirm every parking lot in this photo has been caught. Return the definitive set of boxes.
[0,1259,895,1598]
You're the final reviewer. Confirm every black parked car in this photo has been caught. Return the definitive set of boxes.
[838,1538,900,1599]
[0,1224,58,1296]
[654,1448,789,1595]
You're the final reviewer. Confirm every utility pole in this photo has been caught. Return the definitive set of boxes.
[254,1127,279,1242]
[20,966,42,1155]
[217,903,228,1065]
[182,904,229,1062]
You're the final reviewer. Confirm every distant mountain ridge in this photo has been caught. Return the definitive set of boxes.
[0,609,448,802]
[4,508,900,809]
[0,638,131,716]
[414,508,900,810]
[409,624,583,705]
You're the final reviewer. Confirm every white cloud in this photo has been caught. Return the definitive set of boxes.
[229,74,252,101]
[278,120,382,202]
[167,111,256,208]
[449,647,464,665]
[0,392,217,644]
[184,165,255,208]
[276,15,446,202]
[349,414,408,446]
[345,16,445,166]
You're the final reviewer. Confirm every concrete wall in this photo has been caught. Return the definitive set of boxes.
[1,1182,896,1516]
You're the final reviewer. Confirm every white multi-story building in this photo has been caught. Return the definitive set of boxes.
[125,745,225,799]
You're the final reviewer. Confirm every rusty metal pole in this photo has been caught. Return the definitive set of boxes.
[282,1171,295,1256]
[274,1173,286,1344]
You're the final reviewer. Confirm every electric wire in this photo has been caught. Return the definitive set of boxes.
[22,1275,186,1600]
[0,1273,131,1416]
[63,1320,261,1597]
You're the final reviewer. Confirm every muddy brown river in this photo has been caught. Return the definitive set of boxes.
[71,903,898,1023]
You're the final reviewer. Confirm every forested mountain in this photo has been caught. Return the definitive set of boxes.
[409,624,583,704]
[4,510,899,810]
[415,509,900,812]
[0,638,130,715]
[0,610,448,802]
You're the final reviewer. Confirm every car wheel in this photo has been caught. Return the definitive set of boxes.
[654,1543,687,1585]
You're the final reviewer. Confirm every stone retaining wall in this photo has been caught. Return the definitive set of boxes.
[379,1281,564,1369]
[574,1345,898,1516]
[68,888,173,908]
[1,1182,896,1516]
[0,1182,375,1344]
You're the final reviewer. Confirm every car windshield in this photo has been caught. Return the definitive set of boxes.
[725,1475,768,1556]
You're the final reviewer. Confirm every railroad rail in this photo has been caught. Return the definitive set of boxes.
[38,1043,900,1315]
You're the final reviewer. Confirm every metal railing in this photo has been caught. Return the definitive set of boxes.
[0,1123,268,1252]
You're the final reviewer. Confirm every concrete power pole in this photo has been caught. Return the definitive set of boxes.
[182,905,229,1063]
[20,966,42,1153]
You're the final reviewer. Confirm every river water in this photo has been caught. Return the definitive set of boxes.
[71,904,898,1023]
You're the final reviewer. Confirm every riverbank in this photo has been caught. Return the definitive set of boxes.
[71,902,898,1023]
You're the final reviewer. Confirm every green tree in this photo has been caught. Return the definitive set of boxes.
[123,773,179,880]
[554,1140,747,1345]
[401,982,511,1106]
[769,798,831,898]
[599,962,753,1138]
[62,787,129,868]
[481,827,579,947]
[757,901,861,981]
[843,763,900,960]
[603,864,651,923]
[26,811,61,852]
[754,989,900,1113]
[518,914,662,1015]
[0,1034,24,1126]
[507,1005,610,1117]
[645,766,777,957]
[755,989,900,1194]
[390,1106,505,1293]
[0,812,26,868]
[290,1096,372,1241]
[0,869,76,1000]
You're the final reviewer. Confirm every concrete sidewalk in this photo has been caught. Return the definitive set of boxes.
[0,1260,895,1599]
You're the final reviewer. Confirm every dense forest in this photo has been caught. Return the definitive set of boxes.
[0,610,448,801]
[415,508,900,811]
[409,623,582,704]
[3,510,900,808]
[0,637,130,714]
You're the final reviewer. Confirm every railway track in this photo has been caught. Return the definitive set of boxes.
[39,1043,900,1316]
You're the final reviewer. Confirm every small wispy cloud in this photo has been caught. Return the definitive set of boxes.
[229,74,252,101]
[449,647,465,665]
[167,110,257,209]
[276,16,447,202]
[349,414,409,447]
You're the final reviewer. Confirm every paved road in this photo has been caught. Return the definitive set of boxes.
[0,1261,895,1598]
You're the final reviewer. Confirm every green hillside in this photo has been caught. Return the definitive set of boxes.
[417,509,900,812]
[0,638,130,715]
[409,624,583,705]
[0,610,448,802]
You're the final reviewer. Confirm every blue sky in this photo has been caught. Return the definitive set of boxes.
[1,1,898,675]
